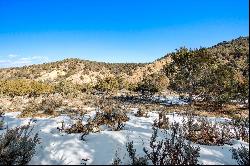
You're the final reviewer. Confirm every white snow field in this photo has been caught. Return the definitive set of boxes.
[0,109,248,165]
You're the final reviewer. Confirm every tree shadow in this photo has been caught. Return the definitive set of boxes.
[111,95,188,107]
[198,144,238,165]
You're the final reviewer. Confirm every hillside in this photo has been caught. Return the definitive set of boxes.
[0,36,248,86]
[0,59,147,84]
[0,37,249,165]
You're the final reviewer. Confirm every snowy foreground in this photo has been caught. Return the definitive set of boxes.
[0,109,248,165]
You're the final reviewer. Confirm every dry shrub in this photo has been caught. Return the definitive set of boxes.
[92,98,129,131]
[231,144,249,165]
[126,141,148,165]
[0,108,4,129]
[182,115,234,145]
[62,102,129,142]
[0,107,4,116]
[92,108,129,131]
[41,98,62,115]
[60,112,100,141]
[0,124,40,165]
[20,97,62,117]
[19,99,40,117]
[135,107,149,118]
[113,122,200,165]
[230,116,249,143]
[64,119,92,141]
[143,123,200,165]
[153,111,170,129]
[63,118,100,140]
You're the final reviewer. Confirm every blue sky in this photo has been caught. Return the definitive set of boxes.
[0,0,249,67]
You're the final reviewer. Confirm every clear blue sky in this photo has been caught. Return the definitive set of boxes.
[0,0,249,67]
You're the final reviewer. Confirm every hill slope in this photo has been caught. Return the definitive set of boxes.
[0,36,248,86]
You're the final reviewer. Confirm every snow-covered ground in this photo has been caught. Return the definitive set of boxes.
[152,95,188,105]
[0,109,248,165]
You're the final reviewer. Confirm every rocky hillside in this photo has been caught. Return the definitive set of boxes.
[0,36,248,86]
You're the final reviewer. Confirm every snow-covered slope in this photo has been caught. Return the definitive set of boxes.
[0,110,248,165]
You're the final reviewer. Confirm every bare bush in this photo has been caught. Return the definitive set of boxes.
[92,108,129,131]
[0,124,40,165]
[20,97,62,117]
[135,107,149,118]
[230,117,249,143]
[152,111,170,129]
[231,144,249,165]
[60,112,100,141]
[143,123,200,165]
[0,107,4,116]
[182,116,234,145]
[113,122,200,165]
[126,141,148,165]
[0,109,4,130]
[41,98,62,115]
[112,150,122,165]
[112,141,148,165]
